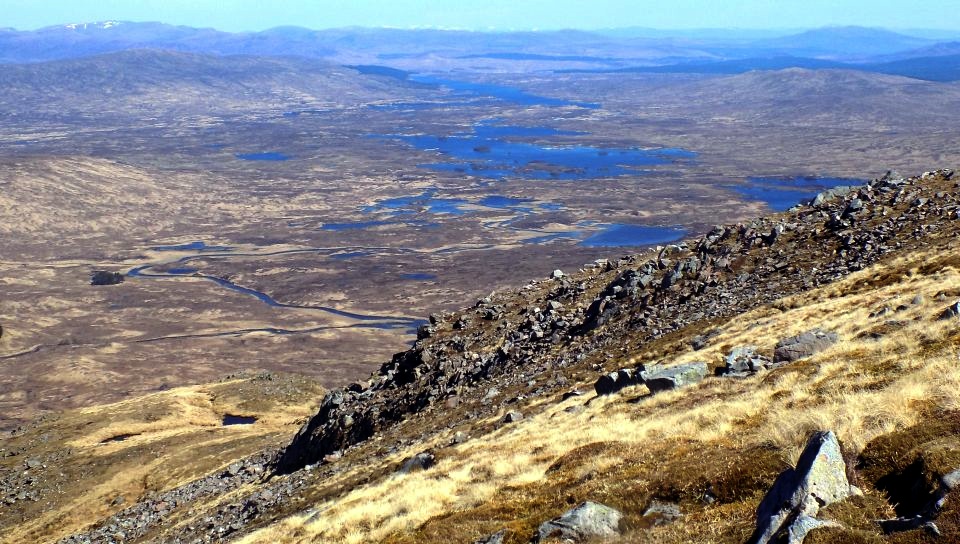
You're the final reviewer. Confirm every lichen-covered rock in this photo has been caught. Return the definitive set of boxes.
[642,362,707,393]
[534,501,623,542]
[750,430,855,544]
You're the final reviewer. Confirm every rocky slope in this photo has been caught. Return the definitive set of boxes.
[4,169,960,544]
[275,169,958,472]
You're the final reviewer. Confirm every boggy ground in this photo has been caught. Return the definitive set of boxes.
[9,169,957,543]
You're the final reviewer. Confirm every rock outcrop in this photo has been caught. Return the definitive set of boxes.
[54,168,960,544]
[642,362,708,393]
[749,430,857,544]
[941,300,960,321]
[594,362,706,396]
[594,368,641,396]
[717,346,772,377]
[533,501,623,543]
[773,329,838,363]
[399,451,435,473]
[274,169,960,475]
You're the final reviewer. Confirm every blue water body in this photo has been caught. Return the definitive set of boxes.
[401,273,437,280]
[235,152,290,161]
[732,177,862,212]
[166,267,198,275]
[151,241,233,252]
[580,224,686,247]
[479,195,534,208]
[363,190,467,215]
[222,415,257,426]
[540,202,564,211]
[382,126,694,181]
[411,74,601,109]
[373,194,424,210]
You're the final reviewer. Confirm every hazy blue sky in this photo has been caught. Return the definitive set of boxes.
[2,0,957,32]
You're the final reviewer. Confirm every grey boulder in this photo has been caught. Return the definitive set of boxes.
[643,362,708,393]
[941,300,960,320]
[719,346,771,376]
[399,452,435,473]
[534,501,623,542]
[750,430,856,544]
[773,329,839,363]
[642,500,682,526]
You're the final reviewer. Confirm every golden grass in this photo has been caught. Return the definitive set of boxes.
[0,374,325,544]
[238,248,960,544]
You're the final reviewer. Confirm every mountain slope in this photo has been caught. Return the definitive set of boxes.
[622,68,960,130]
[9,169,957,544]
[0,49,423,115]
[753,26,935,59]
[0,23,943,70]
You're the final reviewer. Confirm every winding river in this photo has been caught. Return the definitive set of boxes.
[127,246,425,331]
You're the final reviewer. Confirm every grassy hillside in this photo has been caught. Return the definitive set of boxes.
[0,373,325,543]
[240,242,960,543]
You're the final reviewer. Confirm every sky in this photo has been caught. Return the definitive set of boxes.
[1,0,957,32]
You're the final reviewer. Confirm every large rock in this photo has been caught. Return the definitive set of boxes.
[810,186,855,207]
[594,368,642,396]
[642,500,682,526]
[773,330,839,363]
[941,300,960,320]
[642,362,708,393]
[399,452,435,473]
[534,501,623,543]
[750,430,856,544]
[718,346,771,377]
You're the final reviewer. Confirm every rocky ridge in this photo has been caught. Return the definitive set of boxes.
[275,169,958,473]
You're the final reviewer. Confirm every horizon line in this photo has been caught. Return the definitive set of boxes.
[4,20,960,35]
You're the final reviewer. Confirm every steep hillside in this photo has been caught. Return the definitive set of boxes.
[4,169,960,544]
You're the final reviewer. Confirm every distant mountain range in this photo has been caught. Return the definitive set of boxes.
[1,22,959,74]
[558,53,960,82]
[0,49,423,116]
